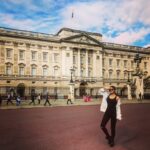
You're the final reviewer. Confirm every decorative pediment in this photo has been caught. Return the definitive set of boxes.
[61,33,102,46]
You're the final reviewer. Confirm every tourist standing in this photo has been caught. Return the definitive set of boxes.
[99,86,122,147]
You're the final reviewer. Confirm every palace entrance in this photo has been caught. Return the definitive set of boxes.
[17,83,25,97]
[79,81,88,97]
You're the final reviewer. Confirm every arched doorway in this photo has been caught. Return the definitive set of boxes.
[17,83,25,97]
[79,81,88,97]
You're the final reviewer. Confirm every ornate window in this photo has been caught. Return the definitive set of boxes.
[124,71,127,79]
[116,70,120,79]
[6,48,12,58]
[31,51,37,61]
[43,65,48,76]
[109,69,113,79]
[53,66,59,76]
[19,63,25,75]
[54,53,59,63]
[124,60,127,68]
[31,64,37,76]
[5,62,13,75]
[109,59,113,67]
[19,50,25,60]
[116,59,120,68]
[43,52,48,62]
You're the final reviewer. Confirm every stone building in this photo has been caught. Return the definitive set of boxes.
[0,27,150,98]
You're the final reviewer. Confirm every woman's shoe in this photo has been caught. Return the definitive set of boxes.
[109,138,115,147]
[106,136,111,144]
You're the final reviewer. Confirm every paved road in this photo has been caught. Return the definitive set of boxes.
[0,103,150,150]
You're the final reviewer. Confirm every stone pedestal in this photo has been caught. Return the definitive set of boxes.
[127,84,132,100]
[69,82,75,101]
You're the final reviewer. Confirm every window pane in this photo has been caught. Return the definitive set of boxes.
[6,49,12,58]
[31,67,36,75]
[19,67,24,75]
[54,53,59,63]
[109,59,112,67]
[32,51,36,60]
[19,50,24,60]
[43,68,47,76]
[43,52,48,61]
[6,66,11,75]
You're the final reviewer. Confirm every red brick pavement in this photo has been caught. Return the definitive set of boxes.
[0,104,150,150]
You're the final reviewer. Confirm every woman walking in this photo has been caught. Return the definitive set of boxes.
[99,86,122,147]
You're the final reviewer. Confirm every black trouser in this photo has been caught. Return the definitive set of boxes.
[38,99,41,104]
[7,99,13,105]
[100,112,117,140]
[67,99,73,104]
[44,100,51,106]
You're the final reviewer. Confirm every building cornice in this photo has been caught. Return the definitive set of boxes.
[103,42,150,54]
[0,27,60,43]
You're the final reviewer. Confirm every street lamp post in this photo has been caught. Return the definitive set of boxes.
[134,53,142,69]
[70,67,74,83]
[54,82,57,101]
[126,70,132,100]
[69,67,75,101]
[127,70,130,83]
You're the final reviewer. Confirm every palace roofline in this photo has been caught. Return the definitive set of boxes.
[0,26,150,54]
[56,27,102,37]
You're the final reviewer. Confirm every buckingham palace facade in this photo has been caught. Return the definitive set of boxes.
[0,27,150,98]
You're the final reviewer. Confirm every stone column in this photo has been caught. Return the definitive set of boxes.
[99,51,103,79]
[13,42,18,75]
[0,41,5,74]
[69,82,75,101]
[25,43,31,75]
[127,84,132,100]
[78,49,81,77]
[85,50,88,77]
[93,51,96,77]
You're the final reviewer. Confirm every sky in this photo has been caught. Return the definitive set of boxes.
[0,0,150,47]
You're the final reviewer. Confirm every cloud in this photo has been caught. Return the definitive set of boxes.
[0,13,60,33]
[0,0,150,46]
[143,44,150,48]
[103,28,150,45]
[0,14,37,30]
[59,0,150,46]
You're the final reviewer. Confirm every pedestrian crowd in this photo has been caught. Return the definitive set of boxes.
[0,91,82,107]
